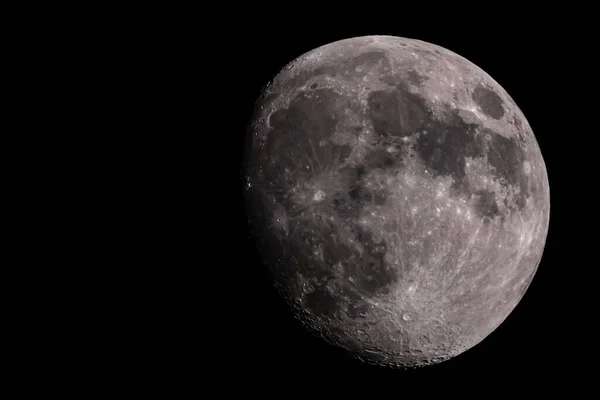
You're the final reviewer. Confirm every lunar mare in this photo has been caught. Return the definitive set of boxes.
[243,36,550,368]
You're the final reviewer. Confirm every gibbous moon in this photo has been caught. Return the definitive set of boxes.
[242,36,550,368]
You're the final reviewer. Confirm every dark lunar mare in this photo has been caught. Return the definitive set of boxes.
[365,83,530,219]
[263,87,353,199]
[246,79,400,320]
[360,82,531,220]
[367,84,429,138]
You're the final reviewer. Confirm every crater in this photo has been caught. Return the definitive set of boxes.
[471,85,505,120]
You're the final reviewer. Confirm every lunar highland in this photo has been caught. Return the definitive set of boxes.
[242,36,550,368]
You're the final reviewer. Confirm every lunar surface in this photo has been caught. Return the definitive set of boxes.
[242,36,550,368]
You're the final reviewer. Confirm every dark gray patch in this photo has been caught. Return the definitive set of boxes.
[348,183,388,206]
[352,164,367,179]
[473,190,500,218]
[364,148,397,170]
[348,185,364,202]
[472,85,505,120]
[275,224,349,318]
[367,86,429,137]
[515,190,527,209]
[406,70,426,85]
[486,132,528,209]
[304,289,338,317]
[248,215,337,292]
[372,190,387,205]
[351,225,397,297]
[331,191,361,219]
[415,110,483,187]
[330,162,390,217]
[328,164,366,218]
[292,222,394,308]
[359,254,388,295]
[263,88,352,198]
[322,237,355,267]
[309,82,318,89]
[268,88,337,142]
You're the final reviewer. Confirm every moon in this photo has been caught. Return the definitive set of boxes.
[242,36,550,368]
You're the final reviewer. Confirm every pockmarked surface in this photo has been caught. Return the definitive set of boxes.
[243,36,550,368]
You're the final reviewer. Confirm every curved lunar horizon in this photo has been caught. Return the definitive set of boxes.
[242,36,550,368]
